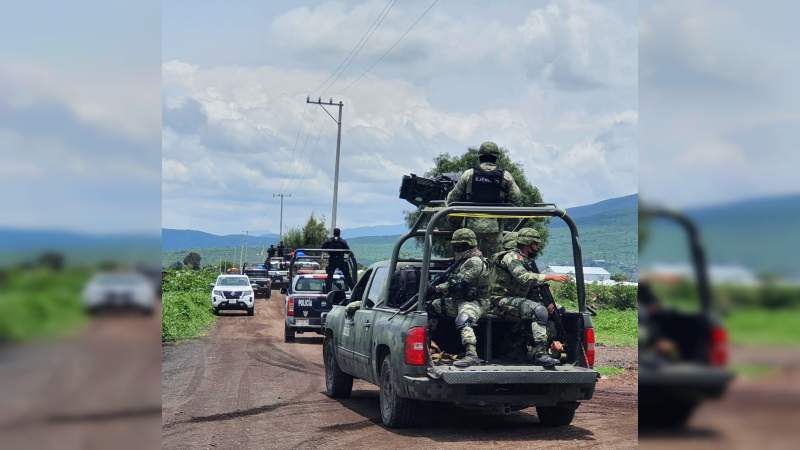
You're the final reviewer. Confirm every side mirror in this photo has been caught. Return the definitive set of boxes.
[326,289,346,306]
[280,287,287,295]
[209,283,215,288]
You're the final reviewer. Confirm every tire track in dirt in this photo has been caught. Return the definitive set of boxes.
[162,290,638,449]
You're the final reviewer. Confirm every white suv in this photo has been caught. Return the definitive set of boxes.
[211,275,255,316]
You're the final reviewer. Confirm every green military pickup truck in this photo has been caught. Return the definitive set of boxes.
[322,204,599,428]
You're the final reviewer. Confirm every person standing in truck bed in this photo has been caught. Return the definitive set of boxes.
[321,228,354,292]
[446,141,522,256]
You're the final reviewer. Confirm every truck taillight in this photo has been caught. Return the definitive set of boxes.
[404,327,427,366]
[584,327,595,368]
[709,325,728,367]
[287,297,294,317]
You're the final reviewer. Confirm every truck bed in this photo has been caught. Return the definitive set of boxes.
[431,363,599,385]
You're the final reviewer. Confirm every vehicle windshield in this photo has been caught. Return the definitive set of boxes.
[293,277,345,293]
[217,277,249,286]
[246,264,266,271]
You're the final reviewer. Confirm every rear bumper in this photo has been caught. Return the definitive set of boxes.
[398,365,599,406]
[639,364,733,402]
[286,317,323,333]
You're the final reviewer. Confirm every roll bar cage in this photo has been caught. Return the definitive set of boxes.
[288,249,358,288]
[640,207,712,314]
[385,202,588,313]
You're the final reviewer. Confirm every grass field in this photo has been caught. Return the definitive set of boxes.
[0,268,90,342]
[726,308,800,346]
[596,367,626,377]
[593,308,637,347]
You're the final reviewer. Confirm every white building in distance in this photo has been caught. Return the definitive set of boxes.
[544,265,612,283]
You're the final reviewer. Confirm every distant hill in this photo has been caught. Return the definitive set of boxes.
[0,228,161,267]
[161,229,279,251]
[641,193,800,278]
[160,194,641,274]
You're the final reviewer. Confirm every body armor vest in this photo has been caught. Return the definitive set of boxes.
[467,167,506,203]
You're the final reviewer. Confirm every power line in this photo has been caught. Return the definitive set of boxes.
[339,0,439,94]
[310,0,396,96]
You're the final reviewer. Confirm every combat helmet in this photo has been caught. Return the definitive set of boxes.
[450,228,477,248]
[516,227,542,246]
[478,141,501,161]
[501,231,518,250]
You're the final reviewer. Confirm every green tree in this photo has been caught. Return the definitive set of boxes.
[282,213,329,249]
[283,227,305,249]
[302,213,328,248]
[404,145,548,256]
[611,273,629,282]
[183,251,202,270]
[37,251,65,271]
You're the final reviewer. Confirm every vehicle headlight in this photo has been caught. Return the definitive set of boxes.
[213,290,223,296]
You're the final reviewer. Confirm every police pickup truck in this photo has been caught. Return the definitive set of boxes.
[267,257,289,289]
[243,263,272,297]
[282,249,357,342]
[322,204,599,428]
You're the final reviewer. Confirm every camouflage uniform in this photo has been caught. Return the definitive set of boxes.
[446,142,522,257]
[430,229,490,367]
[488,228,556,364]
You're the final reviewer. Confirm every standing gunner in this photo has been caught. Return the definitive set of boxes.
[446,141,522,256]
[321,228,355,292]
[428,228,491,368]
[488,227,569,367]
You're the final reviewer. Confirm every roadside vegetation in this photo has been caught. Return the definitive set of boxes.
[555,281,637,347]
[0,266,90,342]
[652,281,800,346]
[162,267,218,341]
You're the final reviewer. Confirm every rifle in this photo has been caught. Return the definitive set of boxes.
[422,259,463,310]
[528,281,567,340]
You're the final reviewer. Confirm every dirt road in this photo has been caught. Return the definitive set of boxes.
[162,291,637,449]
[0,311,162,450]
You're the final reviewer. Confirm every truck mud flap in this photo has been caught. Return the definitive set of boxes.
[432,364,599,385]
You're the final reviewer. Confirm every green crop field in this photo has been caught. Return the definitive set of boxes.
[0,267,90,342]
[161,268,218,341]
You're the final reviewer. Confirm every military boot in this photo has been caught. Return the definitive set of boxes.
[454,344,481,368]
[532,343,559,368]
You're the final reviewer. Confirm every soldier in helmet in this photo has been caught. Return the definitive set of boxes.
[488,227,569,367]
[428,228,490,368]
[446,141,522,256]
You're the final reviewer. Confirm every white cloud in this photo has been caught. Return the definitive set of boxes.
[162,1,637,234]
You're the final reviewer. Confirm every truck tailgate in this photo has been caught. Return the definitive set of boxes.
[432,364,599,385]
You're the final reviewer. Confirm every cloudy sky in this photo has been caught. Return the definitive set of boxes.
[162,0,638,235]
[640,0,800,209]
[0,0,161,234]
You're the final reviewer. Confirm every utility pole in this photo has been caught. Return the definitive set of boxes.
[307,96,343,235]
[239,231,249,270]
[273,193,291,242]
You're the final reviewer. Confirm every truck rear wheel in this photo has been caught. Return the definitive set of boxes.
[379,357,417,428]
[536,403,578,427]
[323,336,353,398]
[284,324,295,342]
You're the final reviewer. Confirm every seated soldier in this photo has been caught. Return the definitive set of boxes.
[428,228,490,368]
[488,227,568,367]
